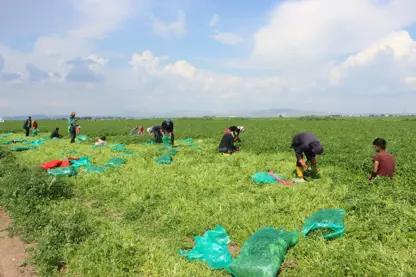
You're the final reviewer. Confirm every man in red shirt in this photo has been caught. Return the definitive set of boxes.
[369,138,395,180]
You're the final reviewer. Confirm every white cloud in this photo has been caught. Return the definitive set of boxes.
[251,0,416,68]
[330,30,416,85]
[153,10,186,38]
[209,14,219,27]
[211,32,243,45]
[404,77,416,84]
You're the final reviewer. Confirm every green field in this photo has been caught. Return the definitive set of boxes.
[0,118,415,277]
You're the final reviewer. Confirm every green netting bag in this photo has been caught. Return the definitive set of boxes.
[179,225,232,270]
[162,134,172,148]
[105,158,126,167]
[10,146,37,151]
[120,151,135,157]
[24,139,44,145]
[76,134,88,142]
[167,149,178,156]
[156,154,173,165]
[91,145,106,149]
[3,139,26,144]
[302,209,346,239]
[69,156,91,168]
[31,129,38,136]
[1,141,13,145]
[251,172,279,184]
[84,166,106,173]
[48,166,78,177]
[179,138,193,144]
[0,132,13,139]
[111,144,127,152]
[229,227,300,277]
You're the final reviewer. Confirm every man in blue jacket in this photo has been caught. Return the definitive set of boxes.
[23,116,32,137]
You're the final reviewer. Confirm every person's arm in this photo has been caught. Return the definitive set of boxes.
[294,146,308,168]
[369,160,379,180]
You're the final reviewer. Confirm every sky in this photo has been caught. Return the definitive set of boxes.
[1,0,416,116]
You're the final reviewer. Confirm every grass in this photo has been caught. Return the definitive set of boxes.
[0,117,416,276]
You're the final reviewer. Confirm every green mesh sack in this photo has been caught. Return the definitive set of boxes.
[48,166,78,177]
[156,154,173,165]
[91,144,106,149]
[105,157,126,167]
[229,227,300,277]
[120,151,135,157]
[302,209,346,239]
[179,138,193,144]
[10,146,37,151]
[251,172,279,184]
[162,134,172,148]
[69,156,91,168]
[167,149,178,156]
[84,166,106,173]
[24,139,44,145]
[0,132,13,139]
[76,134,88,141]
[1,141,13,145]
[32,129,38,136]
[111,145,127,152]
[179,225,232,270]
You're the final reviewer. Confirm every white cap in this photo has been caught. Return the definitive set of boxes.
[238,126,245,132]
[147,127,152,134]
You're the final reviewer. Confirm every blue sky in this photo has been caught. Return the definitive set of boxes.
[1,0,416,116]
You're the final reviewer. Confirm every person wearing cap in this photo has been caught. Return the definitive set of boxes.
[228,126,245,142]
[291,132,324,183]
[147,126,163,143]
[68,112,77,143]
[161,119,174,146]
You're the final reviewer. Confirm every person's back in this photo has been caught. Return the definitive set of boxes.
[373,151,395,178]
[369,138,395,180]
[218,130,238,153]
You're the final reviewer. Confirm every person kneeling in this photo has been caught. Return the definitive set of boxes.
[50,128,63,139]
[218,128,240,154]
[95,136,107,146]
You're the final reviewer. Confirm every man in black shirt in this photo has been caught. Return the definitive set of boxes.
[228,125,244,142]
[291,132,323,182]
[147,126,163,143]
[218,128,240,154]
[50,128,63,139]
[161,119,174,146]
[23,116,32,137]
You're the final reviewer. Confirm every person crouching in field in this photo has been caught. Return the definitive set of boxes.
[95,136,107,146]
[147,126,163,143]
[369,138,395,181]
[291,132,324,183]
[138,126,144,136]
[50,128,63,139]
[162,119,174,146]
[130,126,138,135]
[228,126,245,142]
[218,128,240,154]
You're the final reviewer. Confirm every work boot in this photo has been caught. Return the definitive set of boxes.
[296,166,304,179]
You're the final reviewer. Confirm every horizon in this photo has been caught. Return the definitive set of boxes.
[1,0,416,116]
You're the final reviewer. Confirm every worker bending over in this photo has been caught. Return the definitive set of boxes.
[228,126,245,142]
[162,119,174,146]
[218,128,240,154]
[291,132,324,183]
[147,126,163,143]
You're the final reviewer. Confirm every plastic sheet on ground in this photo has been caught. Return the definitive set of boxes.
[105,157,126,167]
[69,156,91,168]
[91,145,106,149]
[167,149,178,156]
[111,145,127,152]
[156,154,173,165]
[229,227,300,277]
[2,139,26,145]
[41,160,63,170]
[120,151,136,157]
[84,166,106,173]
[302,209,346,239]
[179,225,232,270]
[48,166,78,177]
[24,139,44,145]
[10,146,37,151]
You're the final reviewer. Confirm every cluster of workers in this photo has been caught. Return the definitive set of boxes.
[24,113,396,183]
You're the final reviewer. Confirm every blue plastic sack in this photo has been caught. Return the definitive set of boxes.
[179,225,232,270]
[302,209,346,239]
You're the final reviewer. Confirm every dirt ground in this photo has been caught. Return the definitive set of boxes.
[0,209,36,277]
